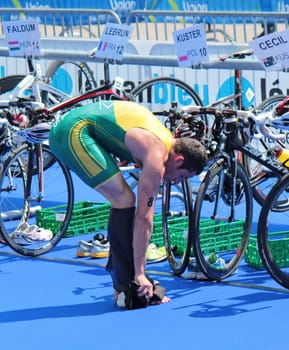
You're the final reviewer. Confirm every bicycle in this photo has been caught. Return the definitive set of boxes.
[257,169,289,290]
[0,115,74,257]
[250,103,289,289]
[0,56,96,104]
[199,47,289,211]
[162,103,287,277]
[0,63,131,256]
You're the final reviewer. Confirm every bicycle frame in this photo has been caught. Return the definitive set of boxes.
[232,136,288,183]
[211,111,288,202]
[49,80,127,114]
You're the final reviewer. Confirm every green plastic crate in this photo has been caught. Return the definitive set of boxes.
[36,200,111,237]
[245,231,289,269]
[150,215,245,256]
[168,219,245,254]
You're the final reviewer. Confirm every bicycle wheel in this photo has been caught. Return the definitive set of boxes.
[0,144,74,256]
[162,179,194,275]
[256,95,287,112]
[131,76,204,126]
[45,60,97,97]
[244,95,289,209]
[192,158,253,280]
[0,75,25,95]
[257,172,289,289]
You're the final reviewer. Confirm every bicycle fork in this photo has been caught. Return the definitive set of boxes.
[25,143,44,203]
[212,154,238,222]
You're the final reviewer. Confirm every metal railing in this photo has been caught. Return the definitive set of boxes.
[0,8,121,38]
[125,10,289,43]
[0,8,286,105]
[1,8,289,44]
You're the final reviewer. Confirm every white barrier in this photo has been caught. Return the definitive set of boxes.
[0,9,289,106]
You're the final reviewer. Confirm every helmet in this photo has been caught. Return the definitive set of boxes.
[174,119,206,140]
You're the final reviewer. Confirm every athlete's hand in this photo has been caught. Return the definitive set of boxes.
[135,274,153,299]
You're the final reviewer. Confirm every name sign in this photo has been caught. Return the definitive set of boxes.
[93,23,133,61]
[3,19,41,57]
[250,29,289,71]
[172,23,209,67]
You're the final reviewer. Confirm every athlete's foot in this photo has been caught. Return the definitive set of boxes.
[150,295,171,305]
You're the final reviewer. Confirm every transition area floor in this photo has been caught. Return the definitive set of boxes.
[0,176,288,350]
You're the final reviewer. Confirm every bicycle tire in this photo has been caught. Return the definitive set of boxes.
[162,179,194,275]
[256,95,287,112]
[0,144,74,256]
[257,172,289,289]
[130,76,204,126]
[0,75,25,95]
[45,60,97,97]
[245,95,289,210]
[192,158,252,280]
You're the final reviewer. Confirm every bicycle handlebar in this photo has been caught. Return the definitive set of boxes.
[0,99,45,110]
[179,105,285,141]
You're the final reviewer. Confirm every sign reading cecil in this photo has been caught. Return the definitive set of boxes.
[3,19,41,57]
[93,23,133,61]
[172,23,209,67]
[250,29,289,71]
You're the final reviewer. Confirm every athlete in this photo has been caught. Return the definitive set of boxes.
[49,100,207,309]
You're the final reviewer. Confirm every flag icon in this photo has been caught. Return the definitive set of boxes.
[262,56,276,67]
[179,55,188,62]
[8,40,20,51]
[97,41,107,52]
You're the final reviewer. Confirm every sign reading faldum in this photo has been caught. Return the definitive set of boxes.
[3,20,41,57]
[250,29,289,71]
[93,23,133,61]
[173,23,209,67]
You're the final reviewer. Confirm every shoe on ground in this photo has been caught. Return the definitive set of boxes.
[90,239,109,258]
[184,257,208,280]
[146,243,167,264]
[76,232,109,258]
[183,256,228,280]
[76,239,93,257]
[12,222,53,245]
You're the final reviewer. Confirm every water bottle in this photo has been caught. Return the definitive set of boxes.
[205,252,226,269]
[275,147,289,169]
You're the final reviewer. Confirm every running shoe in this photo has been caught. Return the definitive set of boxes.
[184,255,226,280]
[76,232,109,258]
[184,257,208,280]
[90,239,109,258]
[12,222,53,245]
[146,243,167,264]
[76,239,93,257]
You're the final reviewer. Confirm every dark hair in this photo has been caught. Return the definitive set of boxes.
[174,138,207,175]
